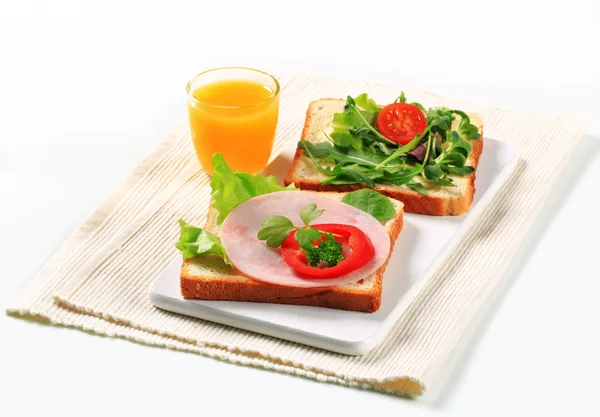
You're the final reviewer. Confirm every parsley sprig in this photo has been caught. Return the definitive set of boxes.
[304,233,344,267]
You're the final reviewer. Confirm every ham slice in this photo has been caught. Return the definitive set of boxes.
[220,191,391,288]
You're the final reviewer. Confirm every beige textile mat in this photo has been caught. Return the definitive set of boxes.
[6,72,587,397]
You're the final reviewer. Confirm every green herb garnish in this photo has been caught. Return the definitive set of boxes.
[257,204,326,249]
[257,204,325,249]
[310,233,344,267]
[256,215,296,248]
[257,204,345,268]
[298,202,325,226]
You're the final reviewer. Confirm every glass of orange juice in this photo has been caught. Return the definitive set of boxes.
[186,67,280,175]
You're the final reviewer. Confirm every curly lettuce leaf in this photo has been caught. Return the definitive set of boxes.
[175,219,231,265]
[353,93,379,113]
[210,153,295,224]
[332,93,380,144]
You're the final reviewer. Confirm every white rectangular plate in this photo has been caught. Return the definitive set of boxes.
[150,137,518,355]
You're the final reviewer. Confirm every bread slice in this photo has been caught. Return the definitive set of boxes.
[180,192,404,313]
[284,99,484,215]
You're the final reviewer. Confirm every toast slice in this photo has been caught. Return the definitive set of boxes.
[284,99,484,215]
[180,192,404,313]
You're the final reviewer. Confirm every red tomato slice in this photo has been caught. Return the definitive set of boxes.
[377,102,427,145]
[280,224,375,279]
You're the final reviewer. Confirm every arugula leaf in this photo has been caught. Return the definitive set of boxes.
[326,167,376,186]
[295,227,323,249]
[319,162,382,186]
[341,189,396,221]
[411,102,427,113]
[395,91,407,103]
[375,126,431,169]
[210,153,295,224]
[370,141,393,156]
[344,95,356,110]
[347,105,394,144]
[300,139,339,176]
[300,141,385,167]
[175,220,231,265]
[406,181,428,196]
[256,215,295,248]
[298,204,324,226]
[380,164,422,186]
[333,94,395,146]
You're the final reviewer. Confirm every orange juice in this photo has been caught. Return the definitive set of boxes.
[187,69,280,174]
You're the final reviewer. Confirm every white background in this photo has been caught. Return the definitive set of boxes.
[1,1,599,416]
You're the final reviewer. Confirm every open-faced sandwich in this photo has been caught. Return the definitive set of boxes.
[284,93,483,215]
[175,153,404,312]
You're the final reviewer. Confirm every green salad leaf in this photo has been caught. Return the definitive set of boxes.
[175,153,295,263]
[406,181,428,195]
[210,153,295,224]
[300,140,386,167]
[353,93,380,113]
[299,92,481,193]
[341,189,396,222]
[175,220,231,265]
[256,215,295,248]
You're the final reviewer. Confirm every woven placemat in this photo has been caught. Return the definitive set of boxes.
[6,72,587,397]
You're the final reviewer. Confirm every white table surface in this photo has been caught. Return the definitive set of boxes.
[1,1,599,416]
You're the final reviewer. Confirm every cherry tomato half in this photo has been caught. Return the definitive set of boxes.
[280,224,375,279]
[377,102,427,145]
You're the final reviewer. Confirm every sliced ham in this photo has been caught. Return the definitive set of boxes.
[220,191,391,288]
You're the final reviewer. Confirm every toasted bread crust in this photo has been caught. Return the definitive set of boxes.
[283,100,484,216]
[180,204,404,313]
